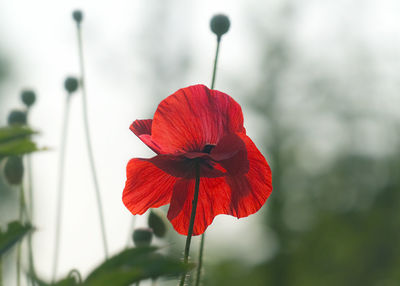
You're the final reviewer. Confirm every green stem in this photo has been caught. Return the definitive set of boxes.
[67,269,82,284]
[27,233,36,285]
[16,245,21,286]
[194,233,205,286]
[26,108,36,286]
[26,108,34,220]
[17,185,27,286]
[126,216,136,248]
[179,162,201,286]
[192,34,222,286]
[210,38,221,90]
[0,257,3,286]
[52,95,72,282]
[75,22,109,258]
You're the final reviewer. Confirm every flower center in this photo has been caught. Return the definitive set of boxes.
[202,144,215,154]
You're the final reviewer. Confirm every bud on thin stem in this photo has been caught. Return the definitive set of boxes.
[21,90,36,108]
[210,14,230,42]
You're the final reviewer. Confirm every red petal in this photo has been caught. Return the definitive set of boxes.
[166,134,272,235]
[123,158,178,215]
[151,85,245,153]
[130,120,164,154]
[210,133,249,175]
[167,177,228,235]
[130,119,152,136]
[226,133,272,217]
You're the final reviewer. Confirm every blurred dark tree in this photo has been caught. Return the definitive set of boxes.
[204,1,400,286]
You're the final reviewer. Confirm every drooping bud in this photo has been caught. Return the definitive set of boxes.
[210,14,230,40]
[4,156,24,185]
[132,228,153,247]
[7,110,27,126]
[72,10,83,24]
[148,210,168,238]
[21,90,36,107]
[64,77,79,94]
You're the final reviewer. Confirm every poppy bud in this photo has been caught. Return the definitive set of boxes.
[7,110,27,126]
[72,10,83,23]
[148,210,168,238]
[210,14,230,39]
[4,156,24,185]
[64,77,79,94]
[21,90,36,107]
[132,228,153,247]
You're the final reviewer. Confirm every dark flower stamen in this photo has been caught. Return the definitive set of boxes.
[202,144,215,154]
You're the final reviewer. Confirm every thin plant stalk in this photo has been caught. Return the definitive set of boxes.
[26,108,34,219]
[17,184,28,286]
[26,108,37,286]
[126,216,136,248]
[210,38,221,90]
[194,34,222,286]
[75,20,109,258]
[0,257,3,286]
[16,244,21,286]
[179,162,201,286]
[52,95,72,282]
[194,233,205,286]
[26,156,33,219]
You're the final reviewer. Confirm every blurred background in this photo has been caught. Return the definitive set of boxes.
[1,0,399,285]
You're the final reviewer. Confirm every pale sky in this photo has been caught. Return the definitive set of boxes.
[1,0,399,284]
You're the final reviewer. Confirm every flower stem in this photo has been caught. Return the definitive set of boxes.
[179,162,201,286]
[193,32,223,286]
[52,95,72,282]
[210,38,221,90]
[26,108,34,220]
[0,257,3,286]
[126,216,136,248]
[75,21,109,259]
[194,233,205,286]
[26,108,37,286]
[17,185,28,286]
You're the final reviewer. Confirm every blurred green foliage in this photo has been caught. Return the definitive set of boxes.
[0,126,38,160]
[0,221,32,256]
[35,247,193,286]
[203,3,400,286]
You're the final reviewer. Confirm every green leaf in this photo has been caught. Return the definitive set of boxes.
[0,221,32,256]
[84,247,193,286]
[0,126,36,143]
[0,126,38,159]
[0,138,38,157]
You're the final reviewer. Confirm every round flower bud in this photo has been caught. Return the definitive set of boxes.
[7,110,27,126]
[64,77,79,94]
[148,210,167,238]
[132,228,153,247]
[210,14,230,39]
[21,90,36,107]
[72,10,83,23]
[4,156,24,185]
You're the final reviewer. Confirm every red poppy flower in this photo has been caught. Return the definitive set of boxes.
[123,84,272,235]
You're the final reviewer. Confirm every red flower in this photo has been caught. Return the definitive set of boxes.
[123,85,272,235]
